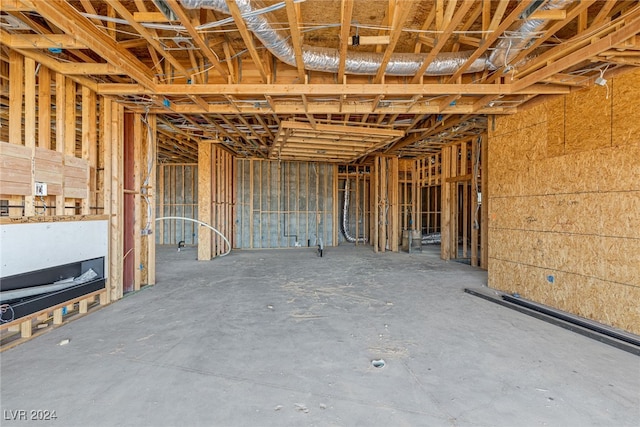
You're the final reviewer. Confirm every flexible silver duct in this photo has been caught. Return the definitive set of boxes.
[181,0,573,76]
[488,0,574,69]
[181,0,487,76]
[342,179,366,243]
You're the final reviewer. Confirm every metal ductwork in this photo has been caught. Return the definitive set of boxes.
[342,179,366,243]
[488,0,574,69]
[180,0,573,76]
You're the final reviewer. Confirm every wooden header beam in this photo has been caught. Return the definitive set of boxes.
[281,120,404,137]
[96,83,571,96]
[1,34,88,49]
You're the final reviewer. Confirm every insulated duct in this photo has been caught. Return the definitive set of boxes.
[488,0,574,69]
[181,0,574,77]
[342,179,366,243]
[181,0,486,76]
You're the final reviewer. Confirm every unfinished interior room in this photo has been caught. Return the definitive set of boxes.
[1,0,639,425]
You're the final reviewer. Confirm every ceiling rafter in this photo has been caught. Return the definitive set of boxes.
[450,2,483,53]
[165,0,229,80]
[284,0,305,82]
[514,11,640,91]
[4,0,637,161]
[484,0,597,84]
[21,0,156,90]
[224,0,268,82]
[374,0,414,84]
[413,3,436,53]
[410,0,474,84]
[446,0,531,83]
[110,0,192,81]
[514,5,640,83]
[338,0,355,81]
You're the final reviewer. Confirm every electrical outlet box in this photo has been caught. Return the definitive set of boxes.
[35,182,48,196]
[477,192,482,204]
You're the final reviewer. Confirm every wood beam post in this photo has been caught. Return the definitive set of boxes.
[480,133,488,269]
[198,140,213,260]
[55,73,66,216]
[24,57,36,217]
[388,156,399,251]
[38,66,51,150]
[133,113,143,290]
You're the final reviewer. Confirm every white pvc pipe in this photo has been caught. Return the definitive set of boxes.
[155,216,231,257]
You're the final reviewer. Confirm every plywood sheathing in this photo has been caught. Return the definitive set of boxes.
[487,70,640,335]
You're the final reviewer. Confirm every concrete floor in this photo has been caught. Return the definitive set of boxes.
[1,245,639,427]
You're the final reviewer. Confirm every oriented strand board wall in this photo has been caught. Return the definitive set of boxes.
[488,70,640,335]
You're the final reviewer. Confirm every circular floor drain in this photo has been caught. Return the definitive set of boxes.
[372,359,386,368]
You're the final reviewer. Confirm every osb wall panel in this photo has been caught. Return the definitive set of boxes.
[63,155,89,199]
[612,71,640,147]
[545,97,566,157]
[564,84,611,154]
[488,69,640,335]
[0,141,31,196]
[34,147,63,195]
[489,102,548,137]
[489,258,640,334]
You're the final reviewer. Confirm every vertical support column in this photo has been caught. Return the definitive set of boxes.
[64,79,77,215]
[228,150,233,252]
[24,57,36,217]
[355,171,360,244]
[372,157,379,252]
[249,159,255,248]
[158,163,165,245]
[441,146,451,260]
[332,164,339,246]
[461,141,468,259]
[133,114,143,290]
[144,114,157,285]
[101,97,112,303]
[378,156,387,252]
[8,51,23,146]
[8,51,24,217]
[480,133,488,269]
[81,86,97,215]
[55,74,66,216]
[450,145,458,260]
[38,66,51,150]
[198,140,212,260]
[412,160,420,236]
[388,157,399,252]
[471,137,479,267]
[109,101,124,301]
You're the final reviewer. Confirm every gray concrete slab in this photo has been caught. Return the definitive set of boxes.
[1,245,639,427]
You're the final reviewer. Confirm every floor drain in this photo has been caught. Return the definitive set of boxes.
[372,359,386,368]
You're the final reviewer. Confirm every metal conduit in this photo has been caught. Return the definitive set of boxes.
[342,179,366,243]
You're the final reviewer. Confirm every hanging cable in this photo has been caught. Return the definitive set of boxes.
[155,216,231,257]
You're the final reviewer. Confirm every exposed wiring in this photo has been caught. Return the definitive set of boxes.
[473,135,481,230]
[36,195,47,216]
[0,304,15,323]
[155,217,231,257]
[140,108,155,234]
